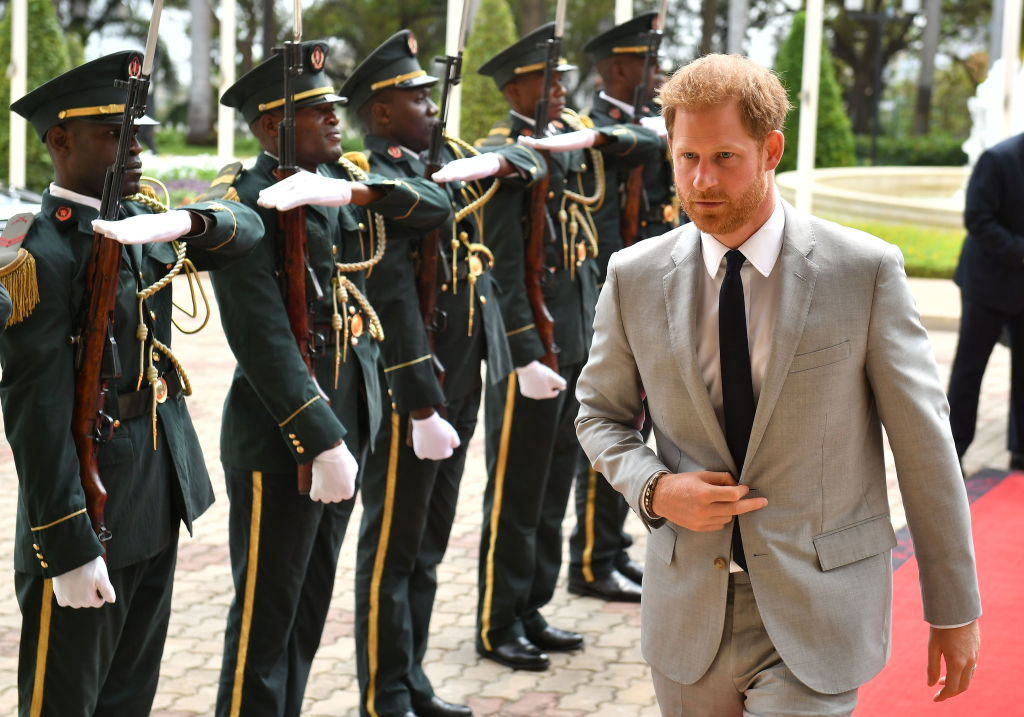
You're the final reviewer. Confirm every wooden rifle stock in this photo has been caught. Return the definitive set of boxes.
[525,151,558,372]
[620,166,644,248]
[70,229,120,548]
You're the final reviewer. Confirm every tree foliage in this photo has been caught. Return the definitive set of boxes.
[461,0,518,143]
[775,10,855,172]
[0,0,74,191]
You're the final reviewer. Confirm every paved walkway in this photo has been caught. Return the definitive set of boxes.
[0,276,1009,716]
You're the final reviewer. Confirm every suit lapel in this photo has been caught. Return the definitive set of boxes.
[745,202,819,464]
[663,226,735,470]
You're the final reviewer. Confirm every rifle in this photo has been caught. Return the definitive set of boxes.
[621,1,668,248]
[524,0,567,372]
[275,3,324,494]
[417,0,473,379]
[70,0,165,550]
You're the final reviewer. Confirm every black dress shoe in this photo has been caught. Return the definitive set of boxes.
[412,695,473,717]
[525,624,584,652]
[1011,452,1024,471]
[477,636,550,671]
[568,568,642,602]
[615,557,644,585]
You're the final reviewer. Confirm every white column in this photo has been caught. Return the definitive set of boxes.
[795,0,823,213]
[446,0,463,140]
[1001,0,1022,139]
[218,0,237,162]
[9,0,27,188]
[614,0,632,24]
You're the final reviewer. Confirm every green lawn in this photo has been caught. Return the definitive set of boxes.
[823,216,963,279]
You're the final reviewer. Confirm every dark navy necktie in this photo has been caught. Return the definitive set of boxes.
[719,249,755,570]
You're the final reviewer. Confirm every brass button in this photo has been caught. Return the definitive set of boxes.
[387,389,393,396]
[288,433,296,439]
[36,553,44,559]
[292,439,301,446]
[358,222,366,231]
[479,295,486,304]
[713,557,727,570]
[32,544,39,551]
[547,191,555,199]
[581,163,587,171]
[40,561,48,569]
[296,447,305,454]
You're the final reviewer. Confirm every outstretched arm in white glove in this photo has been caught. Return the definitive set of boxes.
[515,360,567,400]
[91,209,196,245]
[411,411,461,461]
[639,115,668,139]
[52,556,116,609]
[257,171,355,211]
[310,441,359,503]
[517,129,600,153]
[431,153,508,183]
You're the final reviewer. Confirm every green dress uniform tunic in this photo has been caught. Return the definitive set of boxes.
[209,151,449,717]
[474,112,659,650]
[569,93,681,587]
[0,189,260,717]
[0,282,11,330]
[353,134,545,717]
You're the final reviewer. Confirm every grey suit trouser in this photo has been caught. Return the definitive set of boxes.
[650,572,858,717]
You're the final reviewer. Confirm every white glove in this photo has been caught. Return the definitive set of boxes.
[515,360,567,400]
[431,153,503,183]
[310,441,358,503]
[639,115,668,139]
[517,129,599,153]
[257,171,354,211]
[91,209,194,245]
[52,556,116,609]
[411,412,461,461]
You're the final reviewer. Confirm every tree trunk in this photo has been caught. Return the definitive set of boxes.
[187,0,214,144]
[700,0,718,56]
[727,0,749,54]
[521,0,546,32]
[913,0,941,135]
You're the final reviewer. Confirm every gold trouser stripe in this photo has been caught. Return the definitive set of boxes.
[30,579,54,717]
[583,466,597,583]
[230,471,263,717]
[366,411,402,717]
[480,373,518,651]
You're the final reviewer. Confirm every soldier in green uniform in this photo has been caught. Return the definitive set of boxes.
[568,11,681,603]
[340,30,548,717]
[213,41,450,717]
[0,51,262,717]
[473,23,661,671]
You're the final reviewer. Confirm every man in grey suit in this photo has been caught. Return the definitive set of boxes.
[575,54,982,715]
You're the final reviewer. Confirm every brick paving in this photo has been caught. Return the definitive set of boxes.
[0,275,1009,716]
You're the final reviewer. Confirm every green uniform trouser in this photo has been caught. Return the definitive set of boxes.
[356,388,481,717]
[569,402,650,581]
[16,536,178,717]
[477,361,583,650]
[216,465,358,717]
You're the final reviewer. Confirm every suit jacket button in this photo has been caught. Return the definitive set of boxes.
[713,557,727,570]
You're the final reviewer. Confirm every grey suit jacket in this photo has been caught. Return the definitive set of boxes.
[575,200,981,694]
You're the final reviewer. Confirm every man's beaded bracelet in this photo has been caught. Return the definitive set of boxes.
[643,471,668,519]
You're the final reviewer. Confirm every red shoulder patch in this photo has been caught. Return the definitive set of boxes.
[387,145,403,159]
[55,206,73,223]
[609,107,621,120]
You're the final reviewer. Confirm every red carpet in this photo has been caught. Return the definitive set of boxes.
[856,470,1023,715]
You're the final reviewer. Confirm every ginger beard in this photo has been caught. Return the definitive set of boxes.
[677,152,770,239]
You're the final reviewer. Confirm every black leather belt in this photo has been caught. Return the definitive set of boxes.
[117,370,182,420]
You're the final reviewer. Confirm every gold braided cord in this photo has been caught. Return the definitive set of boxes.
[335,211,387,273]
[151,337,193,396]
[338,155,370,181]
[453,176,499,224]
[339,276,384,342]
[126,176,171,212]
[171,259,212,334]
[560,110,606,207]
[445,133,480,157]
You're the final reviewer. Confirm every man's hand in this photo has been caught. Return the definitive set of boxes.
[517,129,599,153]
[928,620,980,701]
[257,171,353,211]
[92,209,194,245]
[411,412,461,461]
[432,153,503,183]
[515,360,567,400]
[52,556,116,608]
[651,471,767,531]
[310,441,358,503]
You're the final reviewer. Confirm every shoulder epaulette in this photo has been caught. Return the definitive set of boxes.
[193,161,244,203]
[0,213,39,326]
[342,151,370,173]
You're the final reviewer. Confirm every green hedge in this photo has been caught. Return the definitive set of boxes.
[854,133,967,166]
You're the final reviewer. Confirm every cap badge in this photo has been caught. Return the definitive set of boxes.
[552,120,564,129]
[407,33,418,56]
[55,206,73,223]
[311,45,326,71]
[387,145,403,159]
[128,55,142,79]
[609,107,621,120]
